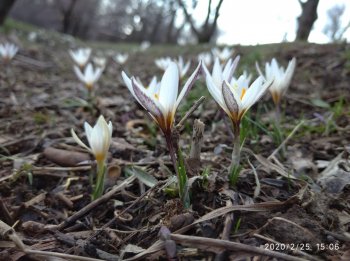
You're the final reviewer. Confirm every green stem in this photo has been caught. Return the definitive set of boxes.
[275,102,281,129]
[229,122,241,174]
[165,133,188,206]
[92,161,106,200]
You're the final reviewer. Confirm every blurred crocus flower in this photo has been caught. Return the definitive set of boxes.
[197,52,212,67]
[134,76,160,94]
[140,41,151,51]
[74,63,103,91]
[71,115,113,164]
[93,56,107,69]
[0,42,18,62]
[69,48,91,68]
[230,70,252,88]
[257,57,296,106]
[71,115,112,199]
[113,53,128,65]
[208,57,241,88]
[174,56,191,79]
[212,47,234,62]
[155,57,172,71]
[122,61,202,135]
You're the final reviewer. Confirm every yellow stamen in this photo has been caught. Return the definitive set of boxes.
[240,88,246,100]
[154,93,159,100]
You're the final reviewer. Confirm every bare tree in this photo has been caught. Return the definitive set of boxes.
[323,4,350,42]
[295,0,319,41]
[177,0,224,43]
[0,0,16,25]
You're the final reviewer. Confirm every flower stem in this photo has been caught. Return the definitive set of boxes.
[275,102,281,129]
[92,161,106,200]
[165,132,188,206]
[165,133,178,175]
[229,122,241,174]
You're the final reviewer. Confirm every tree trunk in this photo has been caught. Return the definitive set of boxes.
[0,0,16,25]
[295,0,319,41]
[62,0,78,34]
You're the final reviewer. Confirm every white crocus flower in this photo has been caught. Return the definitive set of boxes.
[114,53,128,65]
[71,115,113,164]
[174,56,191,78]
[257,57,296,106]
[204,61,273,172]
[155,57,172,71]
[212,47,234,62]
[93,56,107,69]
[122,61,202,134]
[74,63,103,91]
[197,52,212,67]
[69,48,91,68]
[0,43,18,62]
[140,41,151,51]
[204,62,272,127]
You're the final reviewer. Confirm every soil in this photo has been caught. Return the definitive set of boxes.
[0,33,349,261]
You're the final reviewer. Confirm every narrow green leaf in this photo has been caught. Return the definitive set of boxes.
[125,166,157,187]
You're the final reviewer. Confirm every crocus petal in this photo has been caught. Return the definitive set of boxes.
[242,77,273,110]
[212,57,223,85]
[203,63,230,114]
[158,62,179,113]
[255,62,266,80]
[71,128,92,153]
[121,71,135,96]
[223,56,240,82]
[84,122,93,147]
[175,61,202,110]
[284,57,296,89]
[132,78,165,120]
[74,66,86,83]
[93,67,103,82]
[85,64,93,79]
[222,81,239,120]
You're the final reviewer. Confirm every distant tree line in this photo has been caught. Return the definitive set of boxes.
[1,0,225,44]
[0,0,349,43]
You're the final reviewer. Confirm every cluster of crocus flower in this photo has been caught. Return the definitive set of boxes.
[70,48,103,96]
[155,56,191,79]
[69,45,295,201]
[71,115,113,199]
[0,42,18,63]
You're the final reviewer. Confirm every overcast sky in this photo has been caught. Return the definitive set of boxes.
[194,0,350,45]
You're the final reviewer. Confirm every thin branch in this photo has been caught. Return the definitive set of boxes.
[170,234,311,261]
[175,96,205,130]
